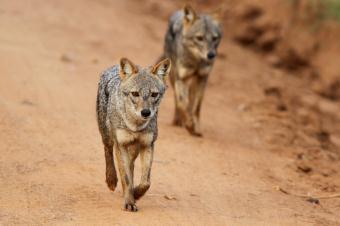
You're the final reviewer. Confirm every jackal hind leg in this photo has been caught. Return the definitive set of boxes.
[104,143,118,191]
[134,146,153,200]
[115,144,137,212]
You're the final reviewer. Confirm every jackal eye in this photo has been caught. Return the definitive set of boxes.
[131,91,139,97]
[151,92,159,98]
[212,36,219,42]
[196,35,204,42]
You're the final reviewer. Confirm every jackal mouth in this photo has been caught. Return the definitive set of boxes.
[201,57,215,65]
[140,117,150,122]
[140,114,154,123]
[136,112,153,123]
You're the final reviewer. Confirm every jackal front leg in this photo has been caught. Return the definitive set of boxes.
[190,76,207,136]
[174,79,193,130]
[173,91,183,126]
[134,146,153,200]
[115,144,137,212]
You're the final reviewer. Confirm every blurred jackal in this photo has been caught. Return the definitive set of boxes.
[96,58,171,211]
[163,5,223,136]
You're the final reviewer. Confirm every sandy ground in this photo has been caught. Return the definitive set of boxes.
[0,0,339,225]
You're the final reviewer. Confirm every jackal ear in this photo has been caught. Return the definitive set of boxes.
[152,58,171,80]
[120,58,138,80]
[183,5,197,24]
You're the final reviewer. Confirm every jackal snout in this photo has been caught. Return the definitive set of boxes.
[128,89,159,121]
[141,108,151,118]
[207,50,216,60]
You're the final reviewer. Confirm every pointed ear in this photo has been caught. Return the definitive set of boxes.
[152,58,171,80]
[120,58,138,80]
[183,4,197,24]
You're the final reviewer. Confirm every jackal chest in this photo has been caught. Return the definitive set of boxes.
[115,129,154,147]
[177,64,212,79]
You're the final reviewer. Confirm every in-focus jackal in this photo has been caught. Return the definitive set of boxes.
[96,58,171,211]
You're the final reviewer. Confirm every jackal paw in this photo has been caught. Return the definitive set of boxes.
[123,202,138,212]
[186,124,203,137]
[106,177,118,192]
[173,117,183,127]
[191,130,202,137]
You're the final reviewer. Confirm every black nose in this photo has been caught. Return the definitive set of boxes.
[141,109,151,118]
[207,51,216,60]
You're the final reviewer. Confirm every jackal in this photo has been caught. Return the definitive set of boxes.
[96,58,171,211]
[163,5,223,136]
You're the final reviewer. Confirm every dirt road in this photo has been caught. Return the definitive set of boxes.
[0,0,339,225]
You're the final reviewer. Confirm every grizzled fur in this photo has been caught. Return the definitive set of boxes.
[96,58,171,212]
[163,5,223,136]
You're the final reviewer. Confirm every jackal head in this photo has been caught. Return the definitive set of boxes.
[182,5,223,62]
[119,58,171,130]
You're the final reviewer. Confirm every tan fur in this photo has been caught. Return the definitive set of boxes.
[163,5,223,136]
[116,129,154,147]
[96,58,171,211]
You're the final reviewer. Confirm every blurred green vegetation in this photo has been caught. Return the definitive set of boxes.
[323,0,340,21]
[290,0,340,21]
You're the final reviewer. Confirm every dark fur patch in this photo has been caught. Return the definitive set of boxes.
[125,174,130,186]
